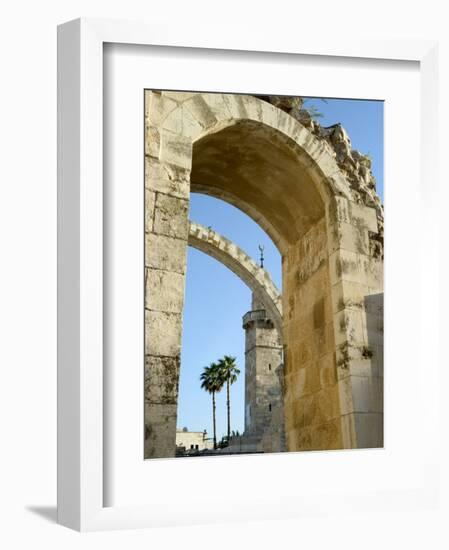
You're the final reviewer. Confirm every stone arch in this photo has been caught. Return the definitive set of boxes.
[145,91,384,458]
[158,92,352,254]
[188,220,282,335]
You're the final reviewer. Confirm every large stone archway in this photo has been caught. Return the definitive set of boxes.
[144,91,383,458]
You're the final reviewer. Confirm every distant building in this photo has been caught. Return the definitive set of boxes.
[175,427,214,453]
[227,293,285,454]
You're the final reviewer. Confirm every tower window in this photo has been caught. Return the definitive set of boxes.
[268,363,271,371]
[269,403,272,412]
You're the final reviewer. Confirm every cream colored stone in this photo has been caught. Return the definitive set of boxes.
[330,280,370,314]
[159,131,193,169]
[349,201,378,233]
[145,268,185,313]
[153,193,189,240]
[184,95,217,129]
[162,91,197,102]
[145,189,156,233]
[201,93,233,120]
[145,310,182,357]
[145,124,161,158]
[327,195,351,225]
[328,221,370,255]
[145,91,178,127]
[145,157,190,199]
[145,232,187,274]
[330,249,383,294]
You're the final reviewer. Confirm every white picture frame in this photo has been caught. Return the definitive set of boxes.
[57,17,440,531]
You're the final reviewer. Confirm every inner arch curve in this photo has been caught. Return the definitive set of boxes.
[188,220,283,335]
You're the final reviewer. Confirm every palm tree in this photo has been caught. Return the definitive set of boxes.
[200,363,223,449]
[217,356,241,442]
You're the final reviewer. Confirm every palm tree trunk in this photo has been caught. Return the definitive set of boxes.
[212,391,217,450]
[227,380,231,442]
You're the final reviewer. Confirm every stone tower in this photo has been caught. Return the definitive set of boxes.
[242,293,284,451]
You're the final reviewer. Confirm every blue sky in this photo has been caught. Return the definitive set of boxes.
[177,97,384,441]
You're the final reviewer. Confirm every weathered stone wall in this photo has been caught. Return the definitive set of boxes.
[144,92,191,458]
[283,217,343,450]
[327,197,383,448]
[243,295,284,450]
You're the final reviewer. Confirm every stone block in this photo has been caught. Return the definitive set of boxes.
[144,402,178,459]
[311,418,343,450]
[308,146,340,180]
[181,106,203,139]
[145,91,178,128]
[327,196,350,225]
[309,320,334,358]
[316,385,341,422]
[349,202,378,233]
[145,232,187,274]
[292,426,313,451]
[338,375,383,415]
[145,354,180,404]
[362,256,383,290]
[184,95,217,129]
[328,221,370,255]
[162,91,197,102]
[331,280,371,314]
[330,249,372,287]
[221,94,251,122]
[161,108,183,135]
[201,93,233,120]
[161,104,204,140]
[145,310,182,357]
[159,131,193,169]
[362,310,384,346]
[145,189,156,233]
[341,413,357,448]
[318,352,337,387]
[334,308,366,346]
[145,157,190,199]
[145,267,186,313]
[287,398,305,430]
[153,193,189,240]
[303,364,321,397]
[327,171,353,199]
[338,376,355,416]
[337,356,374,380]
[240,95,265,122]
[145,124,161,158]
[299,395,318,428]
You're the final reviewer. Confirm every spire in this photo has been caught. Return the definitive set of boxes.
[258,244,265,268]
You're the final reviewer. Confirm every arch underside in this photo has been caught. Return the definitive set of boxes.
[191,121,327,255]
